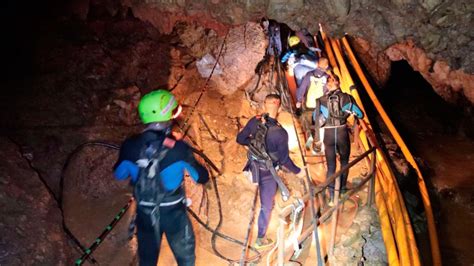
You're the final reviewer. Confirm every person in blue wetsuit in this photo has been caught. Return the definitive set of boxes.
[114,90,209,266]
[237,94,303,249]
[313,76,364,205]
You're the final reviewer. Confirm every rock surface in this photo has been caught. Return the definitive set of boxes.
[330,206,387,265]
[208,22,267,95]
[385,40,474,103]
[88,0,474,104]
[0,137,73,265]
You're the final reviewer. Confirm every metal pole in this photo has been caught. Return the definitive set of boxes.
[239,187,259,266]
[277,217,286,266]
[275,61,324,266]
[367,151,376,206]
[328,176,341,255]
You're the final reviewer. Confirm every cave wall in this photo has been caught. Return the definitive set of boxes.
[0,138,73,264]
[70,0,473,104]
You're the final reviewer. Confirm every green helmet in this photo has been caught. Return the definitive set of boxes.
[138,90,178,123]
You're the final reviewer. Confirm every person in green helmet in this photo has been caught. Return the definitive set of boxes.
[113,89,209,266]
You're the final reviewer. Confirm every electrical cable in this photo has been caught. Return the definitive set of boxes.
[274,47,324,265]
[61,141,261,264]
[181,31,229,137]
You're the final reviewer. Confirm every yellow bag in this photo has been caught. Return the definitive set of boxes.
[305,76,327,108]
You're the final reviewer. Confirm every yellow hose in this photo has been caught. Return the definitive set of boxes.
[341,36,441,266]
[320,27,429,265]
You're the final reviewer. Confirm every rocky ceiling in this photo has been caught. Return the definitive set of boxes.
[69,0,473,104]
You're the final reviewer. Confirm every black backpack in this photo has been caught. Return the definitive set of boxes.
[248,115,280,162]
[326,92,350,126]
[134,138,170,210]
[246,115,291,201]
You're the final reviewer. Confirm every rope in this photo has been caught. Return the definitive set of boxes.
[7,136,98,264]
[75,198,133,265]
[239,186,259,265]
[273,53,324,265]
[63,141,261,264]
[181,31,229,137]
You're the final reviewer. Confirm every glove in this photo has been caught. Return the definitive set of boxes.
[295,107,303,117]
[114,160,139,182]
[309,47,322,53]
[204,181,213,191]
[287,55,296,66]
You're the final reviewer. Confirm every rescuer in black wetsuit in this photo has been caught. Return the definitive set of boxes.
[313,76,364,204]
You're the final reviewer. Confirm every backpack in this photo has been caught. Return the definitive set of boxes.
[134,138,170,210]
[248,115,280,162]
[326,92,350,126]
[306,74,327,108]
[268,23,282,56]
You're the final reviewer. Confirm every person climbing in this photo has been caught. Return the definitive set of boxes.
[295,28,320,53]
[113,89,209,266]
[237,94,304,249]
[261,18,292,57]
[281,36,320,86]
[262,19,283,57]
[295,57,331,154]
[313,76,364,205]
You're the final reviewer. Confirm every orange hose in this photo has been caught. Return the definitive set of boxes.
[285,71,298,101]
[330,38,420,265]
[320,26,428,265]
[341,36,441,266]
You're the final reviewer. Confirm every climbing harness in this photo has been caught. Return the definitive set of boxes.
[247,115,291,201]
[65,140,261,265]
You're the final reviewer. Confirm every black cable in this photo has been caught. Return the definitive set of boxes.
[7,136,98,264]
[181,31,229,136]
[239,186,260,265]
[210,170,262,264]
[273,47,324,265]
[60,141,261,263]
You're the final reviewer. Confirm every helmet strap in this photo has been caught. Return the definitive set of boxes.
[144,121,172,133]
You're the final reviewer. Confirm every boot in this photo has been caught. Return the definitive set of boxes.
[311,141,324,155]
[255,236,274,249]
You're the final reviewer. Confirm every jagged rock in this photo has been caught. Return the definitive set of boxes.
[386,40,474,103]
[175,23,219,58]
[0,137,73,265]
[350,36,392,87]
[323,0,351,18]
[209,22,267,95]
[419,0,443,11]
[119,0,474,105]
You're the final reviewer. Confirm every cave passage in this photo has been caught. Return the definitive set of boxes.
[376,60,474,265]
[2,1,472,264]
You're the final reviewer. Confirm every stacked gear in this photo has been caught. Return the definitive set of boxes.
[138,89,180,123]
[247,114,290,201]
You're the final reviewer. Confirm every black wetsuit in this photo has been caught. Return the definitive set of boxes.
[237,116,300,238]
[114,130,209,266]
[313,89,364,199]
